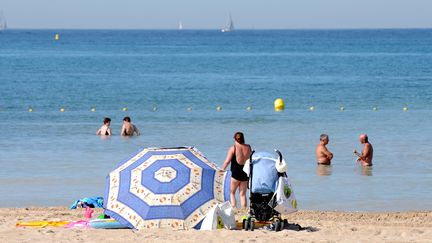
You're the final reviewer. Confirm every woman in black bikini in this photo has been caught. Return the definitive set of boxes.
[221,132,252,209]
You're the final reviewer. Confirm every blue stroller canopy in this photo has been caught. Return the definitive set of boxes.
[251,152,279,194]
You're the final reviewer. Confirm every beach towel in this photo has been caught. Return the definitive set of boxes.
[16,221,69,227]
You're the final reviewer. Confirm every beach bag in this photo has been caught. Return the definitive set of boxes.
[200,202,236,230]
[274,176,298,214]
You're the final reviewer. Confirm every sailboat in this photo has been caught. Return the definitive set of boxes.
[0,11,7,31]
[178,21,183,30]
[221,14,234,32]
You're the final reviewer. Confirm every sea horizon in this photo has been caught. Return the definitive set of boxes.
[3,27,432,31]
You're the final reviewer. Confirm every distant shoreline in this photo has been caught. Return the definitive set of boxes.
[3,27,432,31]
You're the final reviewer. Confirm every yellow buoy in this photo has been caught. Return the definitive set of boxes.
[339,106,345,111]
[403,106,408,112]
[28,107,33,112]
[246,106,252,111]
[90,107,96,112]
[60,107,65,112]
[55,34,59,41]
[373,106,378,111]
[309,106,315,111]
[122,107,128,111]
[274,98,284,112]
[216,106,222,111]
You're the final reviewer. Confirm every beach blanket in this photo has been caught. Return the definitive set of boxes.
[70,196,104,209]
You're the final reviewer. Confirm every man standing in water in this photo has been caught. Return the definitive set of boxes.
[316,134,333,165]
[354,134,373,166]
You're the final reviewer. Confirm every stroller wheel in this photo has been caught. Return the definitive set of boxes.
[245,218,251,231]
[274,219,281,232]
[250,219,255,231]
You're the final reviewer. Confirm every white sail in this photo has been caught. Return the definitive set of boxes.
[0,11,7,31]
[178,21,183,30]
[221,14,234,32]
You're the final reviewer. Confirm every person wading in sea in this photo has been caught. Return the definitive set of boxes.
[96,117,112,136]
[354,134,373,166]
[316,134,333,165]
[121,116,140,136]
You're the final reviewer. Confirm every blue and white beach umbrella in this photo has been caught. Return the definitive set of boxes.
[104,147,231,230]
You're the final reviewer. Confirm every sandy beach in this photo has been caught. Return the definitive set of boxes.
[1,207,430,243]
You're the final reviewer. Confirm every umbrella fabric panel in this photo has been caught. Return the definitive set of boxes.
[139,159,191,194]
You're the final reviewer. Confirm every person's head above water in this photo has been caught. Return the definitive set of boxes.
[359,134,368,144]
[103,117,111,125]
[123,116,131,123]
[234,132,245,144]
[320,134,329,145]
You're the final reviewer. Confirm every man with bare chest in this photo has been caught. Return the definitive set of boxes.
[316,134,333,165]
[354,134,373,166]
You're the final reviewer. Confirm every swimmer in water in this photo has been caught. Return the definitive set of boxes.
[96,117,112,136]
[121,116,140,136]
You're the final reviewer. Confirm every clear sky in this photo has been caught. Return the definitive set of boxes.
[1,0,432,29]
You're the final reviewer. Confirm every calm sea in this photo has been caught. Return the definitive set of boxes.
[0,29,431,211]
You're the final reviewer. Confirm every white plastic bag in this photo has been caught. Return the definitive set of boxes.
[274,176,298,214]
[200,202,236,230]
[200,205,220,230]
[218,201,236,229]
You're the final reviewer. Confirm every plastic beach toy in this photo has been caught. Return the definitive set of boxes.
[89,219,130,229]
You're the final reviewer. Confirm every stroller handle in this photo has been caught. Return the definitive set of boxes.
[247,150,255,190]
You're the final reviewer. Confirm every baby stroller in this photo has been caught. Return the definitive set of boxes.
[242,150,297,231]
